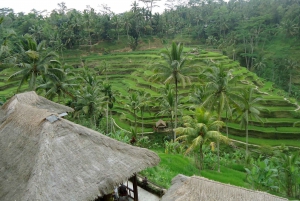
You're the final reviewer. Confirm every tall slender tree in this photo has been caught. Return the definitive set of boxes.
[138,90,152,136]
[151,42,195,140]
[101,82,116,134]
[125,92,141,135]
[156,84,176,135]
[236,87,263,157]
[201,64,239,171]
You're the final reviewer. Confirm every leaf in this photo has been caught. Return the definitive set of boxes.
[26,50,39,60]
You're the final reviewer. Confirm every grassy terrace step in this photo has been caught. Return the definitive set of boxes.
[226,123,300,139]
[2,46,300,143]
[227,134,300,147]
[265,118,300,123]
[259,98,296,107]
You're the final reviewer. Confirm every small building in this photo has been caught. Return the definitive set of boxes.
[0,92,160,201]
[155,119,167,132]
[161,174,288,201]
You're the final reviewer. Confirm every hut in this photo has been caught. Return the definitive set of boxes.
[161,174,288,201]
[155,119,167,132]
[0,91,160,201]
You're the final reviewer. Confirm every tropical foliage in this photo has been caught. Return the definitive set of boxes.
[175,108,228,170]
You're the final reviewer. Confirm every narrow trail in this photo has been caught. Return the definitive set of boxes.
[283,97,300,111]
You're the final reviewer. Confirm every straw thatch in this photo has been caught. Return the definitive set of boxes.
[161,174,288,201]
[0,91,160,201]
[155,119,167,128]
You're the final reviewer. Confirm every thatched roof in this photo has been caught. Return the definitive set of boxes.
[0,91,160,201]
[156,119,167,128]
[161,174,287,201]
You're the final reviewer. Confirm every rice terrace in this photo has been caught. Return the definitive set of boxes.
[1,0,300,200]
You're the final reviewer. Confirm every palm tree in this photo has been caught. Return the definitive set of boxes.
[8,35,60,91]
[73,67,104,127]
[150,42,195,140]
[73,84,105,128]
[236,87,263,157]
[189,85,205,107]
[0,23,16,66]
[202,65,239,136]
[201,64,239,171]
[156,84,176,135]
[285,59,299,96]
[125,92,141,135]
[123,13,132,39]
[174,108,228,170]
[101,82,117,134]
[36,67,77,102]
[138,90,152,136]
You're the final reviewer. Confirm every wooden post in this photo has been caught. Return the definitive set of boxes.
[133,173,138,201]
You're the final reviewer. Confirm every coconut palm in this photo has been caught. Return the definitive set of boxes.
[175,108,228,170]
[101,82,117,134]
[202,64,239,136]
[125,92,141,135]
[201,64,239,171]
[73,67,104,127]
[151,42,195,140]
[73,84,105,128]
[138,90,152,136]
[189,85,206,107]
[0,25,16,66]
[156,84,175,132]
[236,87,263,157]
[36,66,77,102]
[8,35,60,91]
[285,59,299,96]
[156,84,184,138]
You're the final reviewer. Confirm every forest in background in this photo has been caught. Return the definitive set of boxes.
[1,0,300,100]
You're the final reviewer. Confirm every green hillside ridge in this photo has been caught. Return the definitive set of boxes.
[1,45,299,146]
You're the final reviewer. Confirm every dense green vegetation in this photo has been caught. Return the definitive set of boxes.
[1,0,300,98]
[1,0,300,199]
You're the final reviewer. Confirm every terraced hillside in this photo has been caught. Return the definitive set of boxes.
[1,48,299,145]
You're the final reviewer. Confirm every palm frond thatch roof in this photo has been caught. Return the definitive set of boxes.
[156,119,167,128]
[161,174,287,201]
[0,91,160,201]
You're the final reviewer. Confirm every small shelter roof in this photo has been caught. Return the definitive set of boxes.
[155,119,167,128]
[0,91,160,201]
[161,174,287,201]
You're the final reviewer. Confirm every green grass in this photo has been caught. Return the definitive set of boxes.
[201,166,249,188]
[141,150,248,189]
[140,151,201,188]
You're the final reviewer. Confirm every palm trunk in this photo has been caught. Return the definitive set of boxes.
[174,80,178,141]
[289,73,292,96]
[217,115,221,172]
[60,46,64,62]
[106,103,109,134]
[141,110,144,137]
[226,110,229,137]
[199,144,203,170]
[134,109,137,137]
[217,140,220,172]
[246,122,249,156]
[170,114,174,140]
[110,110,113,134]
